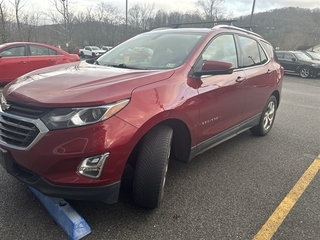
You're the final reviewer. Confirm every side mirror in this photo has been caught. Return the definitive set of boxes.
[291,58,296,62]
[192,60,234,77]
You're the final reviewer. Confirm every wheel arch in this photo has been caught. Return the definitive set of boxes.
[271,90,280,108]
[127,118,192,168]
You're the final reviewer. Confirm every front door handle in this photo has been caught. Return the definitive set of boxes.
[236,76,246,83]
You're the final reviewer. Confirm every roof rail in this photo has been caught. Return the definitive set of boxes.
[238,25,258,31]
[150,27,173,31]
[171,20,237,28]
[212,25,262,38]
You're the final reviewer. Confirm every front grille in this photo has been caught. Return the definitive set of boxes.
[0,115,40,148]
[5,102,50,119]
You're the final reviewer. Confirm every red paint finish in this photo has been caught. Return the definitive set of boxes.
[0,27,283,202]
[0,42,80,83]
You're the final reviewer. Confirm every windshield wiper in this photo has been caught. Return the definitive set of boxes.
[105,63,149,70]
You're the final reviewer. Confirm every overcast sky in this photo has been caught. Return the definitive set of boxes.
[73,0,320,17]
[10,0,320,18]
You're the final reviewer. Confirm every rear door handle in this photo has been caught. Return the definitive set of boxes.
[236,76,246,83]
[19,61,27,64]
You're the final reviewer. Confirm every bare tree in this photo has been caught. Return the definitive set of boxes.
[195,0,226,21]
[0,0,16,43]
[96,2,124,45]
[46,0,79,51]
[0,0,8,43]
[20,10,43,42]
[10,0,26,40]
[128,3,155,31]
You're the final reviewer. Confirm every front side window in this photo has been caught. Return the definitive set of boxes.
[284,53,295,61]
[97,31,206,69]
[294,52,312,61]
[201,34,238,68]
[0,46,25,57]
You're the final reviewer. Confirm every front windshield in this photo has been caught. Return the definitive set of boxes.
[295,52,313,61]
[96,31,206,69]
[307,51,320,59]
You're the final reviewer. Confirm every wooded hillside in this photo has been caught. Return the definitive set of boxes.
[0,1,319,52]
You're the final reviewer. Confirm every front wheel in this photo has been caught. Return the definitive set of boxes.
[250,95,277,136]
[299,66,311,78]
[133,125,173,209]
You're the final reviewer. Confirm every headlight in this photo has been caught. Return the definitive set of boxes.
[311,63,320,68]
[41,99,129,130]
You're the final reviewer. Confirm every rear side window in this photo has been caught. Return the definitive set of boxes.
[30,45,50,56]
[276,52,284,59]
[238,35,267,67]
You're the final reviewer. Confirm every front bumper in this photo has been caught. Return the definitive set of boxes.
[0,147,120,203]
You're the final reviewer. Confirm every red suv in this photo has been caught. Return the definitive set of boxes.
[0,25,283,208]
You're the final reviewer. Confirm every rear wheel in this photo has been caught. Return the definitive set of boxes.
[299,66,311,78]
[80,52,85,58]
[250,95,277,136]
[133,125,173,209]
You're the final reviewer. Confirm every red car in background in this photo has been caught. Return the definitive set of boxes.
[0,42,80,84]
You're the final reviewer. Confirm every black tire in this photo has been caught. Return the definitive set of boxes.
[92,53,96,58]
[299,66,311,78]
[133,125,173,209]
[80,52,85,58]
[250,95,277,136]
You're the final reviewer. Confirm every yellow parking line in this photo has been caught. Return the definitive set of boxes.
[253,155,320,240]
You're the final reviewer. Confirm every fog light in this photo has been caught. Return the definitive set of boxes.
[77,153,109,178]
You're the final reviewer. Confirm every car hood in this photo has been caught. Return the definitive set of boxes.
[4,61,175,107]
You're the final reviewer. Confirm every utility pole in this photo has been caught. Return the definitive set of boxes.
[126,0,128,39]
[61,0,68,52]
[250,0,256,26]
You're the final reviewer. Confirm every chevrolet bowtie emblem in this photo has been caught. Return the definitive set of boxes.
[1,96,10,111]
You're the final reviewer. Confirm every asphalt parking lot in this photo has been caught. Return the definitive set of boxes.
[0,75,319,240]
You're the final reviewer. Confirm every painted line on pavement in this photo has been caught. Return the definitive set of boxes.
[253,154,320,240]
